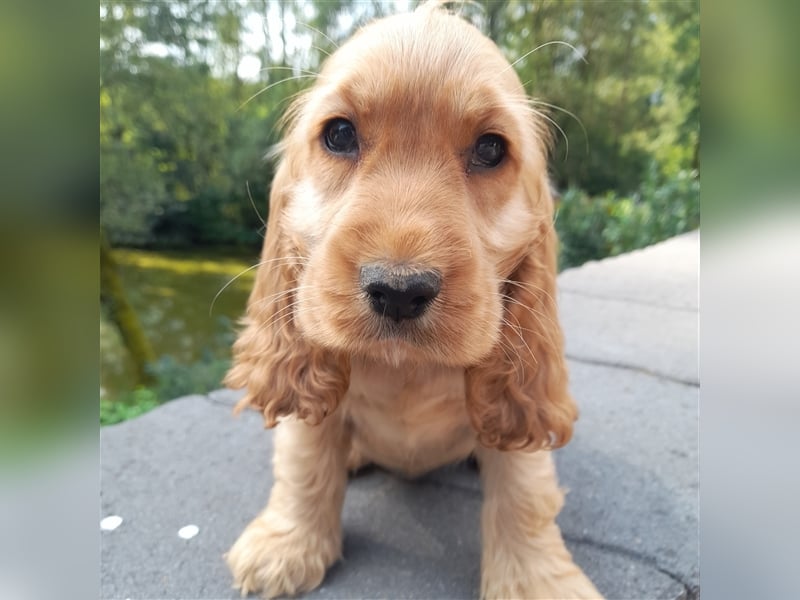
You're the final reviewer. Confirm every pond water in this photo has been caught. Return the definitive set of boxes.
[100,247,260,396]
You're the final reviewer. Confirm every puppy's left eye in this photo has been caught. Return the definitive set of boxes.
[471,134,506,169]
[323,118,359,156]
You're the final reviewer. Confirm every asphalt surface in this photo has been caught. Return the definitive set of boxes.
[101,231,699,599]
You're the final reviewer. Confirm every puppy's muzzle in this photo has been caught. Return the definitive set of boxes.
[359,264,441,322]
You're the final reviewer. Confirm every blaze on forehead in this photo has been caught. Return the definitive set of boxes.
[307,20,525,138]
[321,10,520,95]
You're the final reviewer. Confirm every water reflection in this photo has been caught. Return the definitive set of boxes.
[100,248,257,397]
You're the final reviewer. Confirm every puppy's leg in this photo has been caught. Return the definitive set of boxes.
[477,447,602,600]
[226,414,349,598]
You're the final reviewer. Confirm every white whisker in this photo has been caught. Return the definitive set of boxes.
[502,279,557,308]
[296,21,340,50]
[250,284,313,311]
[210,258,308,316]
[502,306,538,368]
[504,40,587,75]
[237,74,317,112]
[529,99,589,155]
[257,66,321,77]
[310,44,331,58]
[526,104,570,160]
[245,180,266,227]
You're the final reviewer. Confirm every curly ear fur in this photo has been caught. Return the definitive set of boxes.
[224,163,350,427]
[466,174,578,452]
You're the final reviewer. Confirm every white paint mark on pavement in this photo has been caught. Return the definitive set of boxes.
[100,515,123,531]
[178,524,199,539]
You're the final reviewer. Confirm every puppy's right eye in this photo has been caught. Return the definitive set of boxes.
[323,118,359,155]
[471,133,506,169]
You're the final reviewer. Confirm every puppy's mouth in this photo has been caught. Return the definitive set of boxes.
[368,313,431,340]
[356,314,442,365]
[297,260,498,366]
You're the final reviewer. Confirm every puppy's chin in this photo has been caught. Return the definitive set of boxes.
[352,337,436,370]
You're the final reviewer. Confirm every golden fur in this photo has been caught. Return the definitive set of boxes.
[224,3,601,598]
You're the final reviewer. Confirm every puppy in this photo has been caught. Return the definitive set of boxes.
[225,3,601,598]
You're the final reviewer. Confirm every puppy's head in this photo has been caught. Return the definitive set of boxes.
[227,4,576,450]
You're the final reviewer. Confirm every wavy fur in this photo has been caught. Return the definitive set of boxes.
[466,171,578,451]
[224,3,600,598]
[224,163,350,426]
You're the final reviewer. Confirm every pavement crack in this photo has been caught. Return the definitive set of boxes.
[204,395,235,408]
[203,390,249,411]
[565,354,699,387]
[559,288,698,313]
[564,534,697,598]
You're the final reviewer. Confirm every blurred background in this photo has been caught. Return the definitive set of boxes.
[9,1,800,598]
[99,0,699,424]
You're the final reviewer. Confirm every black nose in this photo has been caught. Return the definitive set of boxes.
[359,264,441,322]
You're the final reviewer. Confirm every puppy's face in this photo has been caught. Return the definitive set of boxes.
[276,9,550,367]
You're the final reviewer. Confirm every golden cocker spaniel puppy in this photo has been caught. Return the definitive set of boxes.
[225,3,601,599]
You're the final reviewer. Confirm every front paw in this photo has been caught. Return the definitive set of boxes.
[226,514,341,598]
[482,564,602,600]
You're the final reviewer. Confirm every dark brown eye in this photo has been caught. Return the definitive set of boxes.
[471,134,506,168]
[323,118,358,155]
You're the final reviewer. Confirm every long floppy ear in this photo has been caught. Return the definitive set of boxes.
[224,161,350,427]
[465,173,577,451]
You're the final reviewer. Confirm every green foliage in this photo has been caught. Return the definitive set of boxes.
[100,50,275,247]
[100,388,159,425]
[100,353,232,425]
[556,168,699,270]
[147,354,231,402]
[476,0,699,194]
[100,1,286,248]
[100,1,700,249]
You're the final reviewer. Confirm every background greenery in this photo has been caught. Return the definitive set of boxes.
[99,0,699,423]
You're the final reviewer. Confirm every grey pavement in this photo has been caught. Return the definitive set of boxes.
[101,231,699,600]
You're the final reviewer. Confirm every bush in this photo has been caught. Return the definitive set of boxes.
[556,167,699,270]
[147,354,231,402]
[100,354,231,426]
[100,388,160,426]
